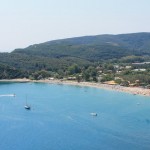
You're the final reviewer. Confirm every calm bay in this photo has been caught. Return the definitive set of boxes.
[0,82,150,150]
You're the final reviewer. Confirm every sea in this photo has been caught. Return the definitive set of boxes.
[0,82,150,150]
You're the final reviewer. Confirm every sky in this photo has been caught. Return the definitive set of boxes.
[0,0,150,52]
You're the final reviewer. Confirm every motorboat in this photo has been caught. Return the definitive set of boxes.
[90,112,97,116]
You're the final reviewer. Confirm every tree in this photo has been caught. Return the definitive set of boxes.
[101,74,114,82]
[68,64,81,75]
[83,71,90,81]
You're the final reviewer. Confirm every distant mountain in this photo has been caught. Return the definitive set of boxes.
[0,32,150,71]
[13,32,150,61]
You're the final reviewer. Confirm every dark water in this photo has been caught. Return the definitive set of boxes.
[0,82,150,150]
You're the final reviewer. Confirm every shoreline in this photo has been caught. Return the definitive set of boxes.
[0,79,150,97]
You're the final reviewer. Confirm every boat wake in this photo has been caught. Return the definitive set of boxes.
[0,94,16,97]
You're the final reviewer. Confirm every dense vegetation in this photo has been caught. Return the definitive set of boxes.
[0,64,27,79]
[13,32,150,61]
[0,32,150,87]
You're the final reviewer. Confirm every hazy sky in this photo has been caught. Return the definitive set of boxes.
[0,0,150,52]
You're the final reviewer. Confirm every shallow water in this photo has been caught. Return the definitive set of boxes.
[0,82,150,150]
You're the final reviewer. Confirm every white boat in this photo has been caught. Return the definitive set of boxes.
[90,112,97,116]
[24,105,31,110]
[24,95,31,110]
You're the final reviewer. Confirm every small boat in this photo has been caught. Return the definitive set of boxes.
[24,105,31,110]
[90,112,97,116]
[24,95,31,110]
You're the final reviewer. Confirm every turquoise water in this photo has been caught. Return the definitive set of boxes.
[0,82,150,150]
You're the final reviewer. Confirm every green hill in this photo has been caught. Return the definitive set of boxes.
[13,32,150,61]
[0,32,150,72]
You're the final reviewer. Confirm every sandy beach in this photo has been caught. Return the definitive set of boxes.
[0,78,150,96]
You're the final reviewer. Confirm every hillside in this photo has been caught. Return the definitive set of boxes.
[0,63,26,79]
[13,32,150,61]
[0,32,150,73]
